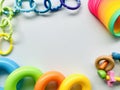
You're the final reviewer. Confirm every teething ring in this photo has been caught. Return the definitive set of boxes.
[95,55,115,71]
[59,74,92,90]
[4,66,43,90]
[34,71,65,90]
[0,58,20,90]
[0,33,13,56]
[96,52,120,87]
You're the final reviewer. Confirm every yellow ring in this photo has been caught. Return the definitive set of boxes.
[0,33,13,55]
[59,74,92,90]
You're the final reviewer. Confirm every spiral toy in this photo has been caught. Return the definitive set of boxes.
[88,0,120,37]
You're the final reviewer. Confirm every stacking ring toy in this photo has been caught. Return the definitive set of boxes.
[34,71,65,90]
[4,66,43,90]
[88,0,120,37]
[59,74,92,90]
[0,58,19,90]
[95,55,115,71]
[0,33,13,56]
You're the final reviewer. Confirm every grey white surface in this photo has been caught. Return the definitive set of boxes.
[1,0,120,90]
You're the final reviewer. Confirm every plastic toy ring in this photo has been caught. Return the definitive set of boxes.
[0,58,19,90]
[34,71,65,90]
[2,7,14,20]
[44,0,64,12]
[0,17,13,40]
[60,0,81,10]
[30,0,51,13]
[4,66,43,90]
[14,0,37,12]
[95,55,115,71]
[59,74,92,90]
[0,33,13,56]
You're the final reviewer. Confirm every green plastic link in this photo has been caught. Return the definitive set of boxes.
[0,0,14,40]
[3,7,14,20]
[0,17,13,40]
[0,0,4,15]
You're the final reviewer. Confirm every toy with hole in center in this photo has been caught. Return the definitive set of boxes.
[88,0,120,37]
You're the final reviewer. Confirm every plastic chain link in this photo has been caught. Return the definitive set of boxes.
[0,0,14,55]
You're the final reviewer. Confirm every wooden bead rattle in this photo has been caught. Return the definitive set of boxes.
[95,52,120,87]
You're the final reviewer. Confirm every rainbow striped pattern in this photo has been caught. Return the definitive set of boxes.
[88,0,120,37]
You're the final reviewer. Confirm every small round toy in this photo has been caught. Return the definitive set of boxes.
[0,58,20,90]
[59,74,92,90]
[4,66,43,90]
[34,71,65,90]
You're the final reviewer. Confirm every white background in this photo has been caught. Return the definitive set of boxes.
[1,0,120,90]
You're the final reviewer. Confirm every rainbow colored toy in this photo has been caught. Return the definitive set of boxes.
[88,0,120,37]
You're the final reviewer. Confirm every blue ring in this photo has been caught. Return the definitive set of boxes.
[44,0,64,12]
[60,0,81,10]
[14,0,37,13]
[30,0,51,13]
[0,58,20,90]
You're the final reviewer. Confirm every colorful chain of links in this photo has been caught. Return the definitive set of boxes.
[0,0,81,56]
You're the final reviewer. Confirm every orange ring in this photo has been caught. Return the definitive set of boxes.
[34,71,65,90]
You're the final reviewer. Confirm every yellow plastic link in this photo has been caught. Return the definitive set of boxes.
[0,33,13,55]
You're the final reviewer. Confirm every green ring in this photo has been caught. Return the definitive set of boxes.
[4,66,43,90]
[109,9,120,37]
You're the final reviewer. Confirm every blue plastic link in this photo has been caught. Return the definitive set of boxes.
[112,52,120,60]
[60,0,81,10]
[30,0,51,13]
[14,0,37,12]
[44,0,64,12]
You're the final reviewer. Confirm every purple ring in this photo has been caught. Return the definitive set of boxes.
[60,0,81,10]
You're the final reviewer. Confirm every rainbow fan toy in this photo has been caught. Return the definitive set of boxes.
[88,0,120,37]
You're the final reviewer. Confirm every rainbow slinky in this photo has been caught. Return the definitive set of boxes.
[88,0,120,37]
